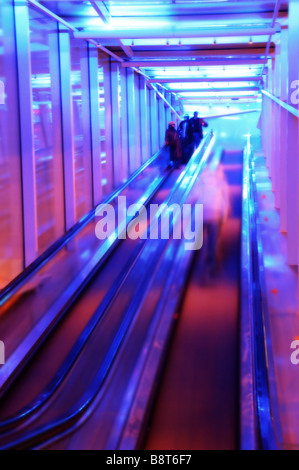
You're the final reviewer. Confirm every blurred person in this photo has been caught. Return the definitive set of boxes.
[165,121,182,168]
[192,164,229,273]
[178,114,194,163]
[190,111,208,148]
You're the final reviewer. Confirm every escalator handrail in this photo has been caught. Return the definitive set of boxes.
[245,140,279,450]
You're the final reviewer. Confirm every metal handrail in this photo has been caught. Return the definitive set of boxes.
[244,139,279,450]
[262,90,299,118]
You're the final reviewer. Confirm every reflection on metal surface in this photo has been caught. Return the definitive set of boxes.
[240,138,258,450]
[241,136,281,450]
[0,342,4,365]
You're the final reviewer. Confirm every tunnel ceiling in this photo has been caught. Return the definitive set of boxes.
[37,0,288,107]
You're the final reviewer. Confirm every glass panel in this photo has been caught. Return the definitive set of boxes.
[70,37,92,220]
[98,61,108,195]
[157,98,161,147]
[119,67,128,183]
[29,7,64,254]
[0,0,23,288]
[165,103,168,131]
[147,87,151,156]
[155,94,159,151]
[118,68,124,181]
[134,73,141,169]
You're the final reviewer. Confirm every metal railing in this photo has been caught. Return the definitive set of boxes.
[241,136,279,450]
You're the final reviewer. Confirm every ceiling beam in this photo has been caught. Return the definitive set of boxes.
[182,100,260,106]
[27,0,76,31]
[98,12,288,24]
[131,48,275,58]
[201,109,261,119]
[89,1,132,59]
[148,77,263,84]
[261,0,282,76]
[104,2,288,15]
[74,26,280,41]
[171,86,261,93]
[118,40,134,58]
[179,95,260,100]
[89,1,111,24]
[121,59,267,68]
[63,11,287,30]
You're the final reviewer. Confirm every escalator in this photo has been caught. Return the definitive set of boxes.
[0,133,215,450]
